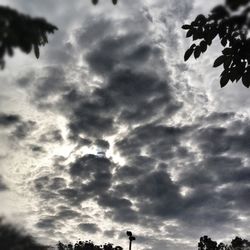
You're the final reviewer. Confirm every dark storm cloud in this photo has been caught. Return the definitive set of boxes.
[17,66,72,110]
[36,217,56,229]
[33,154,113,208]
[78,223,101,234]
[107,206,138,223]
[66,154,113,203]
[56,208,81,220]
[0,112,36,140]
[97,192,132,209]
[95,139,109,150]
[195,115,250,156]
[39,129,63,143]
[104,229,116,238]
[116,123,191,160]
[19,14,182,140]
[0,176,8,191]
[116,170,182,218]
[33,175,67,201]
[29,144,46,153]
[11,120,36,139]
[178,156,244,188]
[220,185,250,209]
[203,112,236,123]
[34,67,67,99]
[0,113,20,126]
[17,1,250,244]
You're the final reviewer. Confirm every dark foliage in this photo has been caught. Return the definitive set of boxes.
[57,241,123,250]
[198,236,250,250]
[0,6,57,69]
[183,0,250,88]
[91,0,118,5]
[0,217,48,250]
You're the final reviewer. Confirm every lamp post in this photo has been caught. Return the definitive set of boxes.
[126,231,136,250]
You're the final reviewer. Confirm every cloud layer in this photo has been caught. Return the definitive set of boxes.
[1,0,250,249]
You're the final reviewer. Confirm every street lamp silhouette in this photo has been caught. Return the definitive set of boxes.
[126,231,136,250]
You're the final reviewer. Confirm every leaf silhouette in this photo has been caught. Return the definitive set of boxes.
[213,55,225,67]
[34,44,40,59]
[220,72,230,87]
[183,0,250,87]
[0,6,57,68]
[184,47,194,61]
[242,67,250,87]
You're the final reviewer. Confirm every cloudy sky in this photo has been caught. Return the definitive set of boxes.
[1,0,250,249]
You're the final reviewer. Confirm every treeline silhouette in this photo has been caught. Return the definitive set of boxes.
[56,231,135,250]
[0,217,48,250]
[183,0,250,88]
[0,218,250,250]
[57,241,123,250]
[198,235,250,250]
[57,236,250,250]
[0,6,57,68]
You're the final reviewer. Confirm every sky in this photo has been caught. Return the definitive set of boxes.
[0,0,250,249]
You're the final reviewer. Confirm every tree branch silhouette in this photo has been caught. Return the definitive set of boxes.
[0,6,58,69]
[183,0,250,88]
[91,0,118,5]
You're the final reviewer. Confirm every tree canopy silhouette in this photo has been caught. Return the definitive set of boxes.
[57,240,123,250]
[183,0,250,88]
[0,6,57,69]
[198,235,250,250]
[0,217,48,250]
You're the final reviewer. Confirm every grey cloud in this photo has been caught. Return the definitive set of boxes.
[78,138,92,146]
[29,144,46,154]
[203,112,236,123]
[116,124,191,160]
[0,113,37,140]
[56,208,81,220]
[97,193,132,209]
[78,223,101,234]
[33,175,67,201]
[36,217,56,229]
[76,18,114,49]
[195,126,230,155]
[12,0,250,247]
[32,154,114,207]
[16,12,182,142]
[39,129,63,143]
[130,170,182,218]
[85,33,143,75]
[0,176,8,191]
[11,120,36,139]
[95,139,109,150]
[68,154,113,201]
[105,207,138,223]
[0,113,20,127]
[104,229,116,238]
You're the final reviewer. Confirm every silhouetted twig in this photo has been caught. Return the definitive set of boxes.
[0,6,57,68]
[183,0,250,88]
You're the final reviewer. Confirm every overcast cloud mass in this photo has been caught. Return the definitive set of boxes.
[0,0,250,249]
